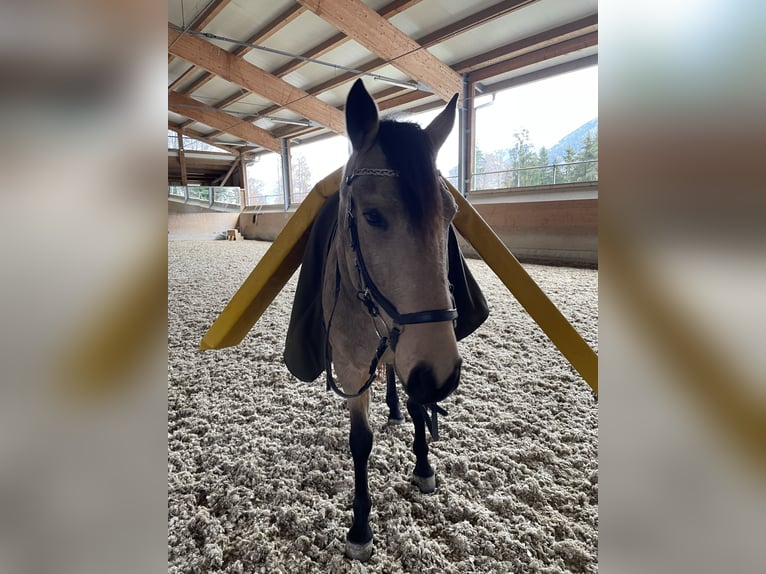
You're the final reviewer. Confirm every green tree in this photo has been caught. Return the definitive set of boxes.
[536,146,551,185]
[561,146,578,183]
[517,129,536,185]
[579,131,598,181]
[291,155,313,203]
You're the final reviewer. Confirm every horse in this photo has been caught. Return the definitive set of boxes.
[323,79,462,561]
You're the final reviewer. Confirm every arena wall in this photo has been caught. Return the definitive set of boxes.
[168,199,240,240]
[234,183,598,267]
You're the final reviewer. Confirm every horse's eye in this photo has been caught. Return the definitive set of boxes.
[362,209,387,229]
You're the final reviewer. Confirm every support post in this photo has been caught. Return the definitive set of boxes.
[240,155,248,208]
[280,139,293,211]
[458,74,472,197]
[178,132,188,187]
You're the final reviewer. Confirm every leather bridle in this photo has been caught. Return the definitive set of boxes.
[324,167,458,413]
[346,168,458,330]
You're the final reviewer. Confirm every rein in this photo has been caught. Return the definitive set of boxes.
[324,167,457,438]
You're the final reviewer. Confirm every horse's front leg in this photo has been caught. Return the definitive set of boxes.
[346,393,374,561]
[407,398,436,493]
[385,364,405,424]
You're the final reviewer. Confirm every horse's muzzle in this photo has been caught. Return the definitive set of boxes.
[404,359,461,405]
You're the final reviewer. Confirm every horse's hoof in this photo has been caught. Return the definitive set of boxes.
[387,415,405,426]
[345,537,374,561]
[412,473,436,493]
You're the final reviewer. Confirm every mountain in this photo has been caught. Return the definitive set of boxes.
[547,118,598,164]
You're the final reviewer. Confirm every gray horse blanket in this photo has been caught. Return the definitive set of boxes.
[284,193,489,382]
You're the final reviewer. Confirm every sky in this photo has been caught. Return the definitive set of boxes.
[414,65,598,175]
[249,65,598,192]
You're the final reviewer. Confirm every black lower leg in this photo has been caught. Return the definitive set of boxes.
[347,411,373,546]
[385,365,404,422]
[407,399,433,480]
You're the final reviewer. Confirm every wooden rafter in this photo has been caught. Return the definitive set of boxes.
[169,124,241,156]
[199,1,549,138]
[481,54,598,93]
[179,4,306,96]
[168,0,231,66]
[193,0,423,131]
[272,0,423,78]
[295,0,462,102]
[169,93,282,153]
[376,19,599,112]
[251,17,598,142]
[168,62,200,92]
[184,0,231,34]
[168,27,346,134]
[416,0,537,48]
[251,0,550,121]
[469,31,598,83]
[453,15,598,73]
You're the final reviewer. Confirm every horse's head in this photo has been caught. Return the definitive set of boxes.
[341,79,461,405]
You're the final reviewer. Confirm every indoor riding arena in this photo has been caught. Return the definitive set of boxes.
[168,1,599,572]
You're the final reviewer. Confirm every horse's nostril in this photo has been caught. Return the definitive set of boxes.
[405,360,461,404]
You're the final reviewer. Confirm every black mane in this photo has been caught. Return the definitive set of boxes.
[376,120,439,226]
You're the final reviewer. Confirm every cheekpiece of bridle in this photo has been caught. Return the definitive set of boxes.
[324,167,458,439]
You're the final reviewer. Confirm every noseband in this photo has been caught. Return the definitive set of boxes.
[324,167,457,408]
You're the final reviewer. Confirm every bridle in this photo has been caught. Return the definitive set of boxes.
[324,167,457,436]
[346,168,458,328]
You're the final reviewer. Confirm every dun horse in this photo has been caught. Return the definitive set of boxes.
[324,80,462,561]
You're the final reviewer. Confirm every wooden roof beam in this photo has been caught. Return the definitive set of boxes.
[201,1,540,134]
[272,0,424,77]
[296,0,462,102]
[469,31,598,83]
[263,0,541,115]
[199,0,422,116]
[169,93,282,153]
[480,54,598,94]
[319,20,598,115]
[417,0,538,48]
[169,123,241,156]
[179,4,305,96]
[378,28,598,112]
[168,27,346,134]
[453,15,598,73]
[168,0,231,66]
[168,62,200,92]
[183,0,231,34]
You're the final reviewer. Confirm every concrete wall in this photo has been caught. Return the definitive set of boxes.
[233,183,598,267]
[460,200,597,267]
[462,183,597,266]
[238,209,295,241]
[168,200,240,240]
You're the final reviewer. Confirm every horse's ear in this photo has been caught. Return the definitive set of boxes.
[425,93,458,154]
[346,79,379,152]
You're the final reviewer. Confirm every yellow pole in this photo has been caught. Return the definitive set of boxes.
[444,178,598,393]
[199,168,343,351]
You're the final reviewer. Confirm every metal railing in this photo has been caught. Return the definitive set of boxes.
[168,186,242,207]
[245,191,283,207]
[472,160,598,191]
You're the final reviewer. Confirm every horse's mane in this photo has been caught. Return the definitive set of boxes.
[376,120,439,226]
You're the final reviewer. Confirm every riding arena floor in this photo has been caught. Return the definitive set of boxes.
[168,239,598,574]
